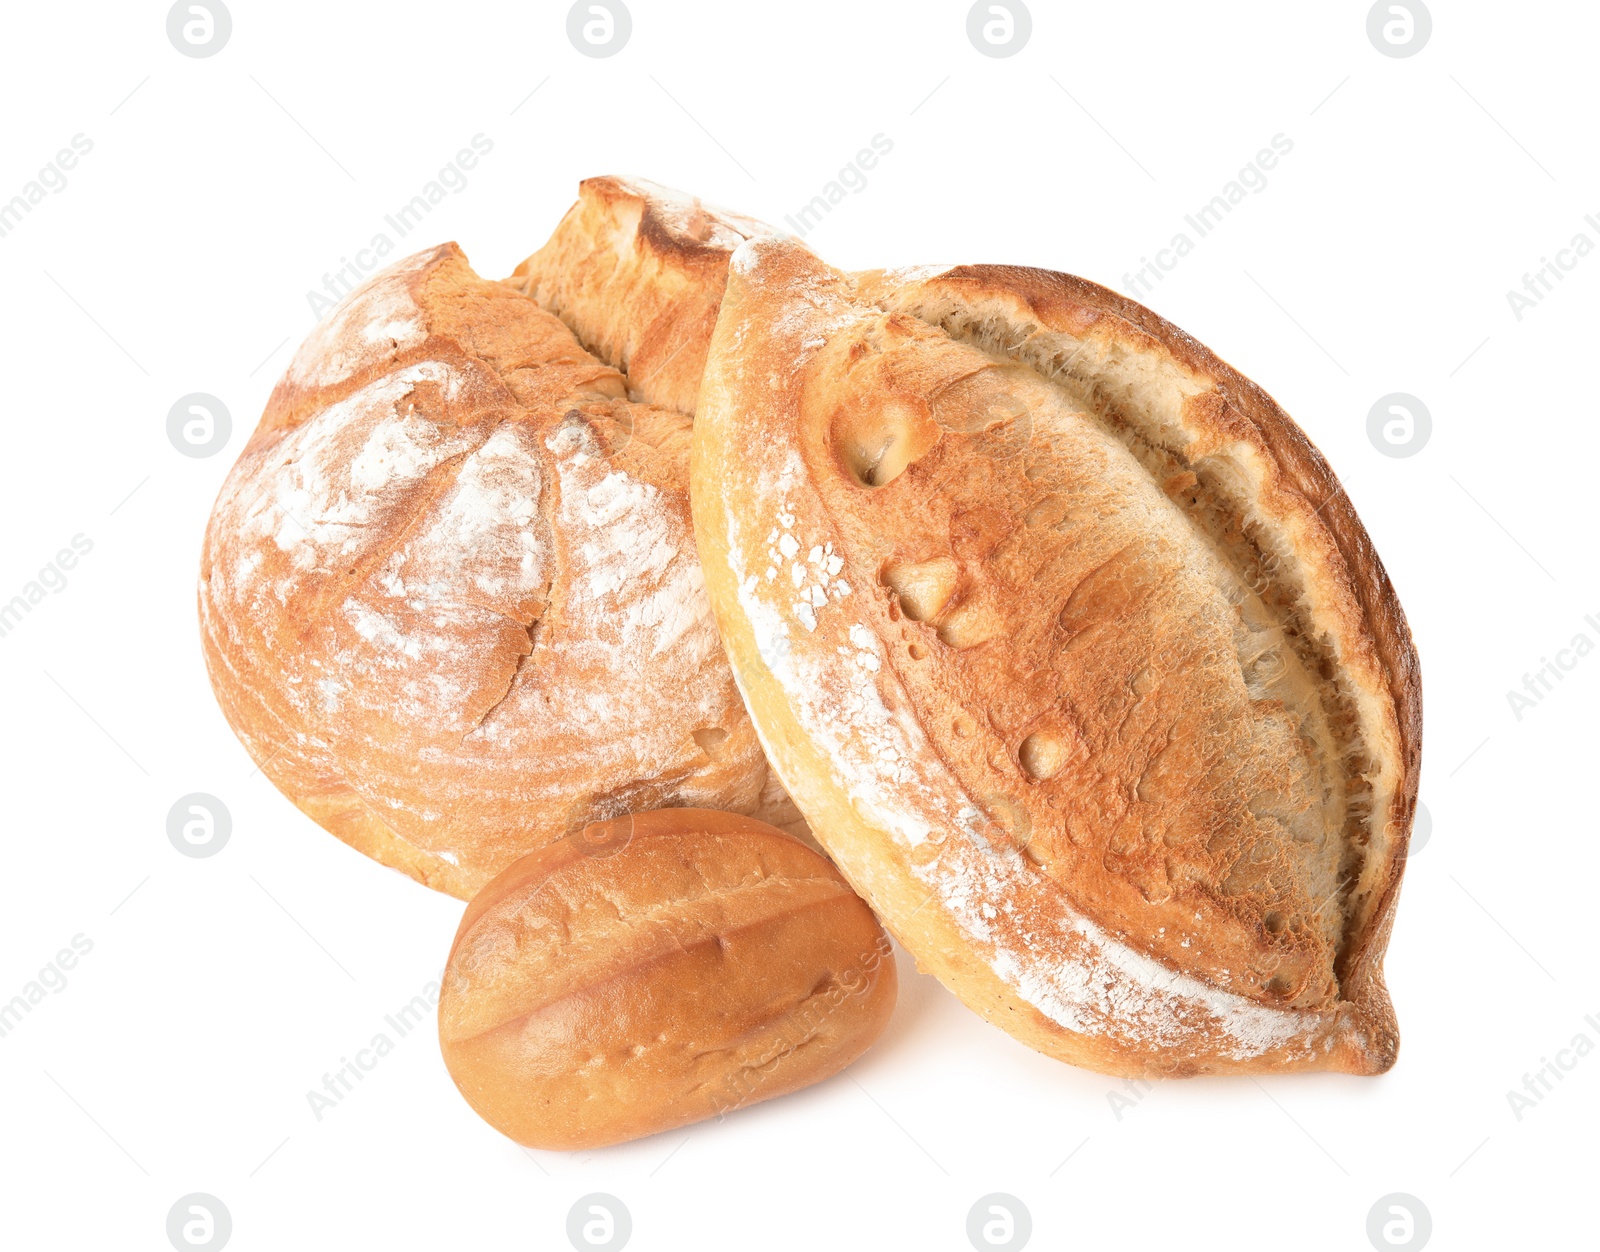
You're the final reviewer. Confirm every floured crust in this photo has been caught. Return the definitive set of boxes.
[200,242,795,900]
[692,237,1420,1076]
[508,175,774,416]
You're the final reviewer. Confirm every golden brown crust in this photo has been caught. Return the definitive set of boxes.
[962,266,1420,1007]
[438,809,896,1150]
[692,238,1419,1076]
[858,265,1421,1003]
[508,176,774,416]
[199,240,793,900]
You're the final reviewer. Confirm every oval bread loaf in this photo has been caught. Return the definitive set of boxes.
[690,237,1421,1077]
[438,809,897,1149]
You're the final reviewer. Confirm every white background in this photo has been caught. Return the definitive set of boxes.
[0,2,1594,1249]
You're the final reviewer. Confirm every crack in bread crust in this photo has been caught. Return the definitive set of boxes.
[863,267,1416,993]
[508,175,774,416]
[806,324,1351,1010]
[894,305,1368,978]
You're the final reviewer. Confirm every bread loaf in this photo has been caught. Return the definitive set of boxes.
[690,237,1420,1076]
[199,194,798,899]
[438,809,896,1149]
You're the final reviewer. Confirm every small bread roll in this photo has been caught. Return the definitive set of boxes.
[438,809,897,1150]
[691,238,1421,1077]
[199,196,798,900]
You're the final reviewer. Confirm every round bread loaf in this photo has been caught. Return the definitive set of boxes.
[199,204,798,900]
[691,237,1421,1077]
[438,809,897,1150]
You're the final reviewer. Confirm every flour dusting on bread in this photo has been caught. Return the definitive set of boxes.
[730,507,1307,1061]
[201,232,795,900]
